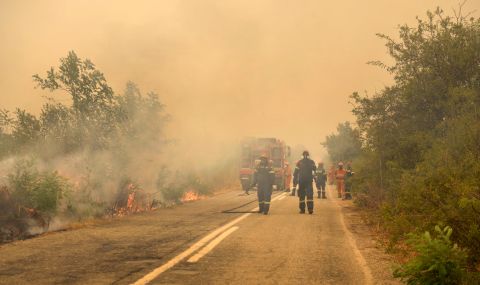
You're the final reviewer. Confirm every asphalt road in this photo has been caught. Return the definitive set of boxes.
[0,186,399,285]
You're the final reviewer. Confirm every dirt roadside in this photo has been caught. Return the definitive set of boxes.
[338,199,402,285]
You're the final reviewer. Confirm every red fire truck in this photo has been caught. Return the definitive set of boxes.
[239,137,291,191]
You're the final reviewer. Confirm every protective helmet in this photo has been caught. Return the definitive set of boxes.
[259,153,268,160]
[302,150,309,157]
[338,162,344,167]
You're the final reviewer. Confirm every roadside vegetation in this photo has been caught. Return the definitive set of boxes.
[323,7,480,283]
[0,51,237,242]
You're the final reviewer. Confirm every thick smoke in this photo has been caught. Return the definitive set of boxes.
[1,1,480,240]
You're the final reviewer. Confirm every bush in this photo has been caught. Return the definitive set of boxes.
[394,225,467,285]
[8,159,69,216]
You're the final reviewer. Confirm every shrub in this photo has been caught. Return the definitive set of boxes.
[394,225,467,285]
[8,159,69,216]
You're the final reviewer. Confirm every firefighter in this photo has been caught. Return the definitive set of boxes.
[284,162,292,192]
[314,162,327,199]
[335,162,347,199]
[344,162,354,200]
[250,154,275,215]
[293,150,317,214]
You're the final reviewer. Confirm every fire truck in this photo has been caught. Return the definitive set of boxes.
[239,137,291,191]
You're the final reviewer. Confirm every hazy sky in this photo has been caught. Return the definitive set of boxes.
[1,0,478,160]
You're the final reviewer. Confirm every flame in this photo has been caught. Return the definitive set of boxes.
[181,191,202,202]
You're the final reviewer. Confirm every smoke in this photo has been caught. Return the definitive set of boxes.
[1,1,480,177]
[6,0,479,158]
[1,0,479,242]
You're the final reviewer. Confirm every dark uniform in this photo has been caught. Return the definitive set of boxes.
[293,151,317,214]
[251,157,275,215]
[314,164,327,199]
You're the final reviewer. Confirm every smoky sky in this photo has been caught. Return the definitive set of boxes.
[1,0,478,161]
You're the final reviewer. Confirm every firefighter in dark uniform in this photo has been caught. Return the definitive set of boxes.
[250,154,275,215]
[293,151,317,214]
[314,162,327,199]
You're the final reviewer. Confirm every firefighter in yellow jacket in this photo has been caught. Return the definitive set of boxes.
[250,154,275,215]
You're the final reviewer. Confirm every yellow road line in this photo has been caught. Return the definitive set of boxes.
[131,213,251,285]
[187,226,239,263]
[131,191,286,285]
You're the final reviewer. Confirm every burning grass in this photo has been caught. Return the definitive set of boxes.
[0,161,216,243]
[181,190,204,203]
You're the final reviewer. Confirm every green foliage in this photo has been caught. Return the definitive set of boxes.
[39,100,75,152]
[0,49,235,240]
[156,168,185,203]
[0,51,168,158]
[32,51,118,150]
[394,226,467,285]
[12,109,41,149]
[33,51,114,116]
[32,171,68,214]
[322,122,362,163]
[8,159,69,215]
[334,6,480,272]
[116,81,168,145]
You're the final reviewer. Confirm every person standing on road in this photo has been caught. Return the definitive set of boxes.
[335,162,347,199]
[314,162,327,199]
[293,151,317,214]
[250,154,275,215]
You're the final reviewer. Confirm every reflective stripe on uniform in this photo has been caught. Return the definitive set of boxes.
[259,201,264,204]
[264,202,270,204]
[299,200,305,203]
[307,199,314,202]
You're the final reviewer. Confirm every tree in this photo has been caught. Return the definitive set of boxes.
[322,122,362,163]
[0,109,14,158]
[349,7,480,267]
[33,51,114,116]
[33,51,117,149]
[12,109,40,148]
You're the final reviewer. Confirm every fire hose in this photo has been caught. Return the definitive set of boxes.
[221,192,284,214]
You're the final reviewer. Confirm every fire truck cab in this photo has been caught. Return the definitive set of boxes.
[239,137,291,191]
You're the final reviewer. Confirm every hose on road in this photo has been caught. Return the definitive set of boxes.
[221,192,285,213]
[221,199,258,214]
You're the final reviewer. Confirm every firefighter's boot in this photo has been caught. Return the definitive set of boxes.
[299,198,306,214]
[307,199,314,214]
[322,191,327,199]
[258,202,264,213]
[263,202,270,215]
[317,191,321,199]
[291,188,296,196]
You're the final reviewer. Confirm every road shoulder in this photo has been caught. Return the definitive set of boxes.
[338,200,401,285]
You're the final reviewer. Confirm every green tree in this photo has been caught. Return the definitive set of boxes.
[322,122,362,163]
[0,109,14,158]
[33,51,117,149]
[348,6,480,268]
[12,109,41,148]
